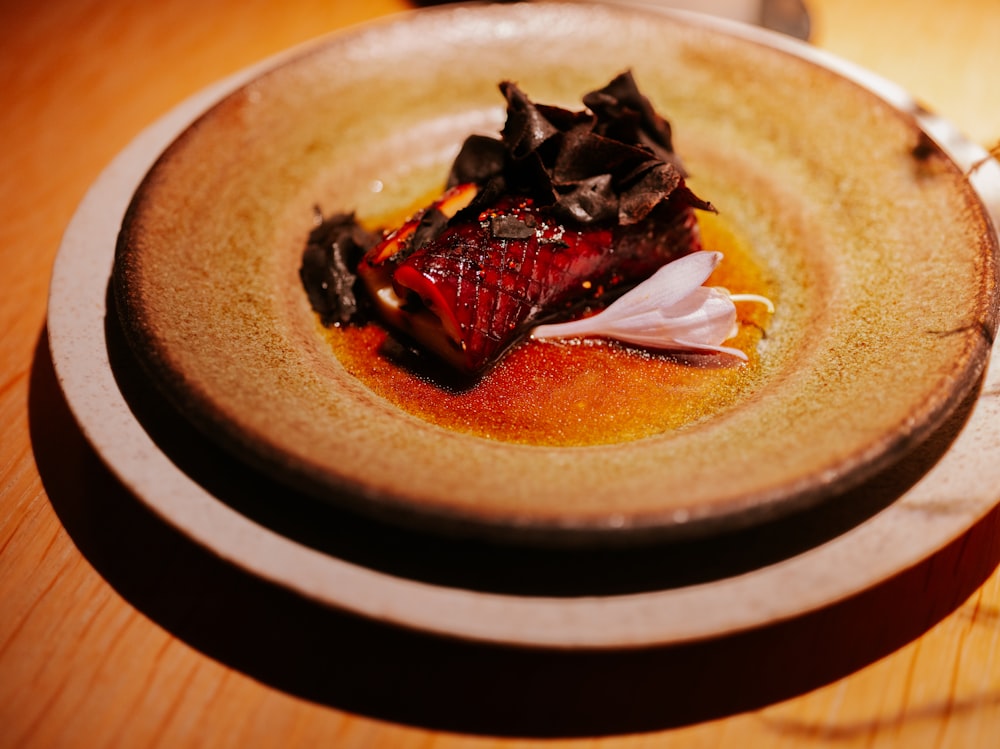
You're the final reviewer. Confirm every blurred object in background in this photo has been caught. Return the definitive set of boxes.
[410,0,811,41]
[624,0,811,40]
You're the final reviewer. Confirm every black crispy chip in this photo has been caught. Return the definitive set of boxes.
[490,213,537,240]
[582,69,685,174]
[443,70,706,231]
[409,207,450,253]
[448,134,507,187]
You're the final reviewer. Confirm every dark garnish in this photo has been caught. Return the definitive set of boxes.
[447,70,712,231]
[299,210,379,326]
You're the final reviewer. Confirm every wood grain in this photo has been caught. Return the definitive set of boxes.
[3,0,1000,747]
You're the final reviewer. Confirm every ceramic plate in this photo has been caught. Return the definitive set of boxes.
[110,2,998,545]
[50,5,1000,647]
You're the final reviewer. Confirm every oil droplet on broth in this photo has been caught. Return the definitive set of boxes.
[323,210,773,447]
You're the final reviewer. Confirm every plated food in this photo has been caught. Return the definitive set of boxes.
[299,72,775,445]
[302,72,752,373]
[111,2,998,544]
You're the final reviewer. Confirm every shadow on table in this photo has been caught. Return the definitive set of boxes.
[29,323,1000,738]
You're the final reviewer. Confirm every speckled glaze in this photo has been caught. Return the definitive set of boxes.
[113,2,998,545]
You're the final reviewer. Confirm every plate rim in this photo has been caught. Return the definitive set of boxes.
[48,3,1000,648]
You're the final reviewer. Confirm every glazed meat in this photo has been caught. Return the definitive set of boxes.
[357,187,704,373]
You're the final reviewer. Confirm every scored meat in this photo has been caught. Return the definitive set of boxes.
[357,185,704,374]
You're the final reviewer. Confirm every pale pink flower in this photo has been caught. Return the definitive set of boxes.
[530,251,772,360]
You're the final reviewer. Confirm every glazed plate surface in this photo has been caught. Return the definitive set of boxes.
[110,2,998,544]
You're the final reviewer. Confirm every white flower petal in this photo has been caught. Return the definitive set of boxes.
[591,250,723,324]
[529,250,767,360]
[646,287,738,342]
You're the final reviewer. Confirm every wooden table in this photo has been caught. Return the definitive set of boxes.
[4,0,1000,746]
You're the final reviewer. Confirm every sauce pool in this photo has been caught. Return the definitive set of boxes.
[322,211,773,447]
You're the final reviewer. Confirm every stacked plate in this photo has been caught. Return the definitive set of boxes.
[49,2,1000,648]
